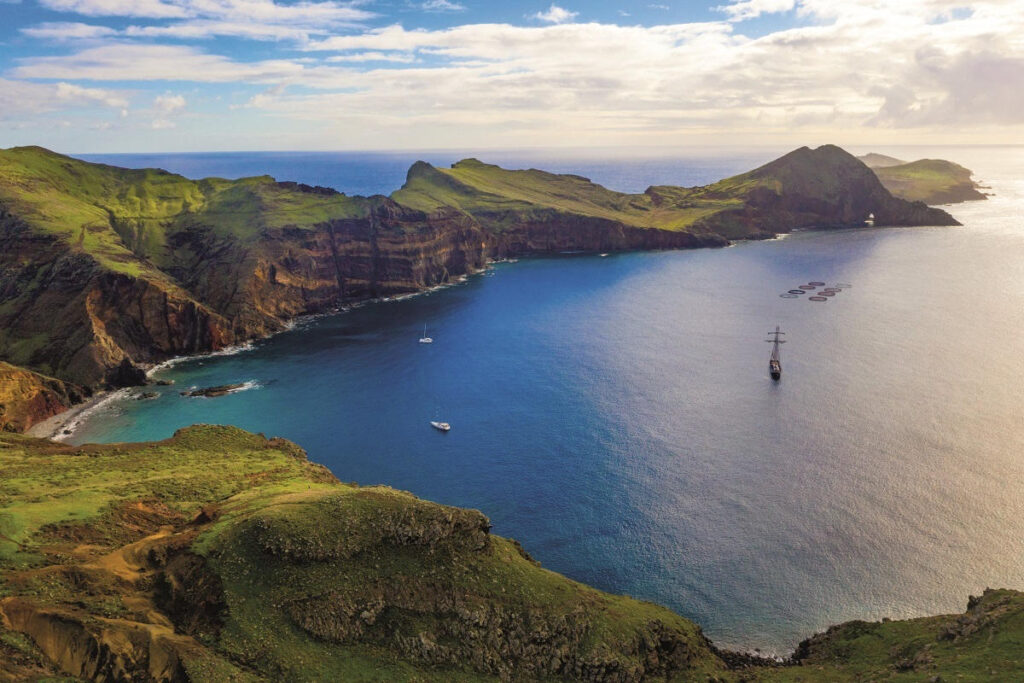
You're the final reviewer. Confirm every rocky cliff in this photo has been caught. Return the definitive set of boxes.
[0,361,84,432]
[0,145,958,428]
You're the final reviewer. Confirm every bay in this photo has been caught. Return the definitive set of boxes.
[68,146,1024,654]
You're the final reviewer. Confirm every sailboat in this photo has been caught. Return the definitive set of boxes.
[418,324,433,344]
[430,420,451,432]
[765,326,786,380]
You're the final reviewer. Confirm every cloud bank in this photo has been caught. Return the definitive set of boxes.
[3,0,1024,149]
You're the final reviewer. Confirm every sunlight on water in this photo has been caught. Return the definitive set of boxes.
[69,148,1024,654]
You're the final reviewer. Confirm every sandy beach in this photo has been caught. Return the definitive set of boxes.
[26,389,128,441]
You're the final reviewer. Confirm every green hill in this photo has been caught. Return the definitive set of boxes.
[857,153,907,168]
[870,158,987,204]
[1,426,1022,681]
[0,426,729,681]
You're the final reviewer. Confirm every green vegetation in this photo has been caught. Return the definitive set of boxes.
[0,426,728,681]
[0,146,366,275]
[392,158,743,232]
[1,424,1021,681]
[870,158,987,204]
[857,153,907,169]
[746,589,1024,681]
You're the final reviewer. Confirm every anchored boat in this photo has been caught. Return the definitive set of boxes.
[430,421,451,432]
[766,326,786,380]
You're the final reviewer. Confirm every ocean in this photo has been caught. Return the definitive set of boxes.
[68,146,1024,654]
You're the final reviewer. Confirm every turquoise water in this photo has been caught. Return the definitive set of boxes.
[67,148,1024,654]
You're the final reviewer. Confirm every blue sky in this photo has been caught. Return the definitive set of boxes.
[1,0,1022,152]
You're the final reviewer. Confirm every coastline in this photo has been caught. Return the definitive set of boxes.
[26,388,129,441]
[32,269,481,443]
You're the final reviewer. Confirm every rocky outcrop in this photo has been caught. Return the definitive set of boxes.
[480,210,728,255]
[0,598,191,682]
[169,203,489,341]
[288,591,704,682]
[0,361,85,432]
[0,216,233,388]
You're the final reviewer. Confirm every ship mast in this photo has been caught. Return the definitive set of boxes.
[766,326,785,361]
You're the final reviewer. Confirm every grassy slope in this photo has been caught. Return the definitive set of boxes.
[392,158,744,231]
[857,153,907,168]
[1,426,1021,681]
[871,159,985,204]
[0,146,366,275]
[0,426,727,681]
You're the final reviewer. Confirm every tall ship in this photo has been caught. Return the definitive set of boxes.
[766,326,785,380]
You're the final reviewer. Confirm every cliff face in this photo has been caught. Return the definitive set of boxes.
[0,361,85,432]
[0,216,234,387]
[0,144,959,428]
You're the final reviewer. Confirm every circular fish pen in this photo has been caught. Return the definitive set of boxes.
[788,290,806,294]
[818,291,836,297]
[780,294,799,298]
[799,285,816,290]
[808,281,826,286]
[808,296,828,302]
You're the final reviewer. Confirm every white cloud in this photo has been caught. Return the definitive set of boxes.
[32,0,376,42]
[20,22,118,40]
[13,44,310,82]
[38,0,188,18]
[421,0,466,11]
[0,78,128,120]
[326,51,417,63]
[154,93,186,113]
[10,0,1024,146]
[717,0,795,21]
[151,118,176,129]
[530,4,578,24]
[54,81,129,108]
[123,20,312,41]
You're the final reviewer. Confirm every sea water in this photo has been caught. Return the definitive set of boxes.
[69,147,1024,654]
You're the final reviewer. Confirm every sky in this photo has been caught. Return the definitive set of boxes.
[1,0,1023,152]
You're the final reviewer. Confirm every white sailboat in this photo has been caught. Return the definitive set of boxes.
[430,420,451,432]
[418,324,433,344]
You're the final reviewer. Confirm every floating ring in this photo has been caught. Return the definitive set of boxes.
[808,296,828,301]
[799,285,816,290]
[788,290,806,294]
[821,288,838,293]
[818,291,835,296]
[835,283,852,288]
[808,281,826,286]
[780,294,799,298]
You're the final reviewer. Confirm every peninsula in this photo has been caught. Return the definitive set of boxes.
[0,144,955,431]
[858,154,988,204]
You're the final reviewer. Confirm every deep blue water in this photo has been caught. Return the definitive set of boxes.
[66,148,1024,654]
